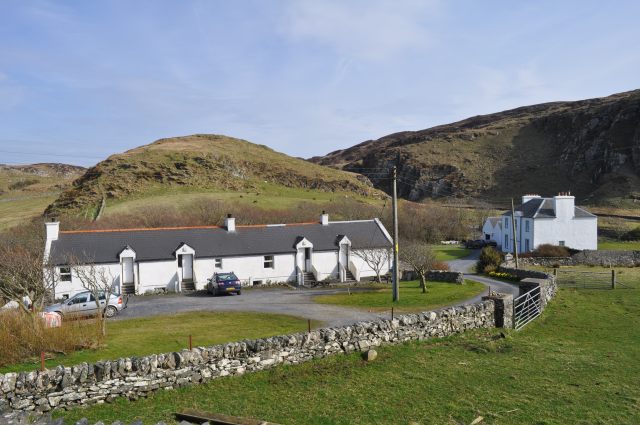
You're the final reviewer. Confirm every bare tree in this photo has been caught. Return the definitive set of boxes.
[400,242,436,293]
[0,223,54,312]
[351,248,391,283]
[67,255,115,337]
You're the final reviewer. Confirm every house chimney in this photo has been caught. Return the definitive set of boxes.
[225,214,236,232]
[320,210,329,226]
[45,219,59,241]
[553,192,575,221]
[521,194,541,204]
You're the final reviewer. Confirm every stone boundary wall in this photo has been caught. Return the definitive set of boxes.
[498,265,557,307]
[426,271,464,284]
[0,301,496,413]
[519,250,640,267]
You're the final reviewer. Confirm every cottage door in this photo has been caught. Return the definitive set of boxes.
[304,248,311,272]
[182,254,194,281]
[122,257,134,284]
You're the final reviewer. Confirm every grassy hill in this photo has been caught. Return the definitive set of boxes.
[0,163,85,229]
[311,89,640,207]
[45,134,383,220]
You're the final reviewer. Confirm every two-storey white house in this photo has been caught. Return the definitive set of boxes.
[44,212,393,299]
[501,193,597,253]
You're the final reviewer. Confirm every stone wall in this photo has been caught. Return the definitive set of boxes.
[519,250,640,267]
[0,301,496,413]
[498,265,557,306]
[426,270,464,284]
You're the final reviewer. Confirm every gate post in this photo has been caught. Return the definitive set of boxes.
[482,293,514,328]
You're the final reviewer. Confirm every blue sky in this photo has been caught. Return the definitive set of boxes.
[1,0,639,166]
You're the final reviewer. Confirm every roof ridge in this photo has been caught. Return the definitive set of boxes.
[60,221,321,234]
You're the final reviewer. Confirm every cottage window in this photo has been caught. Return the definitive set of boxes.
[215,258,222,269]
[525,220,530,232]
[504,235,509,249]
[504,218,508,228]
[263,255,274,269]
[559,241,565,247]
[59,266,72,282]
[525,239,530,252]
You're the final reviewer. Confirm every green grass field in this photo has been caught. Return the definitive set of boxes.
[313,280,486,313]
[56,287,640,424]
[528,265,640,289]
[0,311,311,373]
[431,245,471,261]
[598,239,640,250]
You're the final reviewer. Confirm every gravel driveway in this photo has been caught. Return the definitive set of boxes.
[114,250,520,328]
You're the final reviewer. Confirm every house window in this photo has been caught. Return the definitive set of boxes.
[504,218,508,228]
[59,266,72,282]
[525,220,530,232]
[504,235,509,249]
[525,239,530,252]
[215,258,222,269]
[263,255,274,269]
[559,241,565,247]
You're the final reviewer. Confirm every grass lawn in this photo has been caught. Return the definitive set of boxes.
[527,265,640,289]
[598,239,640,250]
[0,311,311,374]
[313,280,486,313]
[431,245,472,261]
[56,287,640,424]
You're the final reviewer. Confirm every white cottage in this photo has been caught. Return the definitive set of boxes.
[482,217,503,247]
[44,213,393,298]
[501,193,597,253]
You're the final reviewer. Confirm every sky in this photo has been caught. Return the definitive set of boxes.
[1,0,639,166]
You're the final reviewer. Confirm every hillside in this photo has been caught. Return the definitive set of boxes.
[45,134,381,218]
[0,163,85,229]
[311,90,640,206]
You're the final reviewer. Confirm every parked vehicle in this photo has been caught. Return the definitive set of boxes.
[45,291,126,319]
[207,272,242,296]
[464,239,487,249]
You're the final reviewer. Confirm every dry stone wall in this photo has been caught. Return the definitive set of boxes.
[0,301,495,414]
[519,250,640,267]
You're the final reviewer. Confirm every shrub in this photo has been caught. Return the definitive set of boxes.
[531,244,570,258]
[622,226,640,241]
[8,179,39,191]
[0,310,98,367]
[476,246,503,274]
[431,261,450,271]
[488,271,519,281]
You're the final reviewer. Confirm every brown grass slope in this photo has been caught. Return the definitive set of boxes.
[45,134,380,217]
[311,89,640,206]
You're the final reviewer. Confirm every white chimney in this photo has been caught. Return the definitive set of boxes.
[45,220,59,241]
[320,211,329,226]
[553,192,575,221]
[225,214,236,232]
[521,194,541,204]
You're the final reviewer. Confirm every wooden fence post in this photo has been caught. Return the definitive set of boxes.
[611,270,616,289]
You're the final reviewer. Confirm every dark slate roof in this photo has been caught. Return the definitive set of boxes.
[49,220,392,265]
[501,198,596,219]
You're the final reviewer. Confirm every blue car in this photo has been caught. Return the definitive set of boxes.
[207,272,242,296]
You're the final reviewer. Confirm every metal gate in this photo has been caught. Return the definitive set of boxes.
[513,286,542,330]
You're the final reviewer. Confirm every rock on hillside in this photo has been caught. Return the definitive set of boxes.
[45,134,379,217]
[311,89,640,205]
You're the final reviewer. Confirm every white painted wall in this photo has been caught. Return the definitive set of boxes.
[312,250,340,281]
[502,215,597,253]
[53,263,121,300]
[482,219,502,245]
[349,249,391,280]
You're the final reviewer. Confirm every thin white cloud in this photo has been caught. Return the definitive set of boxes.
[281,0,441,61]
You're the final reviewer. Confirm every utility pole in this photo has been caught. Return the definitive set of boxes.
[392,166,400,302]
[511,198,519,269]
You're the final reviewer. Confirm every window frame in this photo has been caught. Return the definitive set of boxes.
[525,219,530,233]
[559,241,565,247]
[214,258,223,269]
[263,255,274,269]
[59,266,72,282]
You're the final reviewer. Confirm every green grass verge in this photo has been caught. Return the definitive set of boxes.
[1,311,311,373]
[431,245,472,261]
[313,280,486,313]
[56,288,640,424]
[598,239,640,250]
